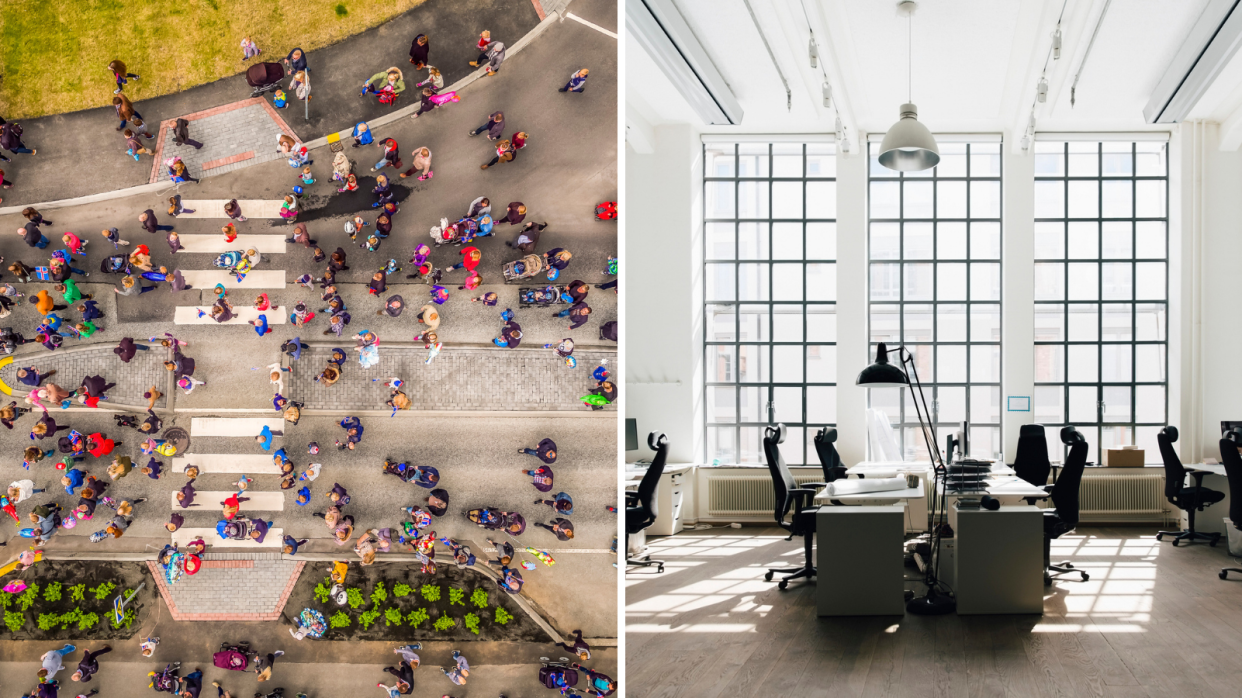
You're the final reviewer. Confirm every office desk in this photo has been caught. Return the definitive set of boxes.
[624,463,694,538]
[951,503,1044,614]
[816,505,907,616]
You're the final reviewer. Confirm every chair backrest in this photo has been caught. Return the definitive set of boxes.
[763,424,798,530]
[1156,426,1186,500]
[1051,426,1088,527]
[634,432,669,523]
[1013,423,1051,487]
[813,427,847,483]
[1220,431,1242,527]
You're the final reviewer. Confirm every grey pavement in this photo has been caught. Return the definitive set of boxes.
[163,553,300,616]
[158,102,292,180]
[286,344,615,411]
[0,341,168,410]
[0,0,547,204]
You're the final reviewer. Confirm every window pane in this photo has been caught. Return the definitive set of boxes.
[738,345,769,383]
[807,386,836,424]
[870,304,901,342]
[807,144,836,178]
[1069,386,1097,423]
[938,262,968,301]
[1136,263,1166,300]
[772,181,803,219]
[773,386,802,425]
[1103,386,1131,422]
[904,263,934,301]
[938,304,968,342]
[773,305,803,342]
[772,223,801,260]
[1136,345,1166,382]
[1035,180,1064,218]
[706,145,735,177]
[807,264,836,301]
[738,305,769,341]
[970,263,1001,301]
[1035,304,1065,341]
[706,304,736,342]
[1067,304,1099,341]
[1101,344,1132,382]
[971,223,1001,259]
[938,222,967,259]
[1136,180,1166,218]
[938,386,966,422]
[707,222,735,259]
[1101,262,1132,301]
[1035,345,1064,382]
[706,263,735,301]
[1136,142,1167,176]
[1136,385,1165,423]
[1067,263,1099,300]
[709,345,736,383]
[807,181,837,219]
[807,345,836,383]
[905,222,934,259]
[707,427,737,464]
[871,181,901,218]
[970,345,1000,382]
[1068,143,1099,176]
[1102,142,1133,175]
[773,345,803,383]
[1135,221,1165,258]
[938,345,967,383]
[807,222,836,260]
[738,181,769,218]
[772,144,802,177]
[1035,385,1064,424]
[970,304,1000,342]
[938,143,968,177]
[738,144,769,177]
[707,386,736,423]
[1034,222,1065,259]
[938,181,967,218]
[904,181,934,218]
[971,144,1001,176]
[1034,263,1065,301]
[1035,142,1065,176]
[1135,304,1166,341]
[1067,222,1099,259]
[871,222,900,260]
[739,387,765,422]
[707,181,735,218]
[970,181,1001,218]
[1068,180,1099,218]
[904,304,934,342]
[772,263,803,302]
[1068,345,1098,382]
[738,263,769,301]
[1101,303,1132,340]
[1101,222,1132,258]
[970,386,1001,423]
[807,305,837,342]
[738,222,769,259]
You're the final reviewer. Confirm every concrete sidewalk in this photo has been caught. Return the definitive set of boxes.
[0,0,544,206]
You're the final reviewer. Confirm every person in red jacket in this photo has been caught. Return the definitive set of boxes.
[87,433,120,458]
[447,246,480,273]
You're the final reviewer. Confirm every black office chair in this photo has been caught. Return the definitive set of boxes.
[762,424,824,590]
[625,431,668,573]
[1044,426,1090,584]
[1156,426,1224,547]
[1014,423,1052,488]
[812,427,850,506]
[1218,430,1242,580]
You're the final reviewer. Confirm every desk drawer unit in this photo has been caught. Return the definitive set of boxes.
[816,505,906,616]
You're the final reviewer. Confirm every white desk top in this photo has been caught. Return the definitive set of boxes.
[814,479,925,503]
[1187,462,1227,476]
[847,461,1016,476]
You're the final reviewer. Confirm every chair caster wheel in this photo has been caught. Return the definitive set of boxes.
[778,580,788,590]
[1063,563,1073,569]
[657,565,665,573]
[764,571,774,582]
[1172,539,1180,547]
[1080,573,1089,582]
[1156,533,1163,541]
[1210,539,1219,547]
[1044,574,1052,586]
[1221,570,1230,580]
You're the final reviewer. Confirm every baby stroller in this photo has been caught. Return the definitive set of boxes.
[100,255,129,275]
[540,660,579,693]
[149,662,181,693]
[519,285,569,309]
[466,507,505,530]
[214,250,244,269]
[247,62,286,98]
[503,254,547,283]
[213,641,256,671]
[217,519,250,541]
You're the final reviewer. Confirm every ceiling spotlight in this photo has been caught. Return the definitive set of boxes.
[1037,77,1048,103]
[822,82,833,108]
[1021,134,1031,151]
[809,37,818,68]
[1028,112,1037,134]
[1052,27,1062,60]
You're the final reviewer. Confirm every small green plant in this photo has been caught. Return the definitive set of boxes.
[371,581,387,605]
[43,582,62,602]
[335,3,348,17]
[69,585,85,602]
[313,578,332,604]
[18,584,39,612]
[90,582,116,601]
[384,606,403,626]
[407,607,429,628]
[329,611,351,628]
[494,607,513,625]
[359,608,381,630]
[434,615,456,632]
[110,606,135,630]
[4,610,24,632]
[37,613,58,631]
[470,588,489,609]
[78,612,99,631]
[58,608,81,630]
[346,587,365,609]
[449,588,465,606]
[420,584,440,602]
[393,583,412,597]
[464,612,481,635]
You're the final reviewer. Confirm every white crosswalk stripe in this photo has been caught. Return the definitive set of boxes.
[170,491,285,511]
[172,527,284,548]
[189,417,283,437]
[172,455,284,475]
[178,270,286,289]
[177,235,287,254]
[174,200,286,219]
[174,305,288,325]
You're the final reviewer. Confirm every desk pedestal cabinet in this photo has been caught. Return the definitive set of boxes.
[952,504,1044,615]
[816,505,906,616]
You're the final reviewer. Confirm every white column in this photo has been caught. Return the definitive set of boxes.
[835,141,869,465]
[1001,136,1035,463]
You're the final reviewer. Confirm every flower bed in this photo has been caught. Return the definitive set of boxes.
[283,561,548,642]
[1,561,153,640]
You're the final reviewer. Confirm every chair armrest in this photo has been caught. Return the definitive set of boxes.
[624,492,640,506]
[788,488,819,515]
[800,482,828,489]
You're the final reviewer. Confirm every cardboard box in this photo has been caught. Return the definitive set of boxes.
[1104,448,1145,467]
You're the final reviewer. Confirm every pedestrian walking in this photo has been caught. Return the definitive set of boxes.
[557,301,592,330]
[101,227,130,249]
[409,33,430,68]
[170,117,203,149]
[253,650,285,681]
[168,194,195,216]
[558,629,592,660]
[417,66,443,92]
[39,644,77,681]
[129,116,154,139]
[495,317,522,348]
[69,646,112,682]
[351,121,374,148]
[520,438,558,463]
[112,94,140,130]
[362,68,405,105]
[560,68,589,93]
[372,139,401,172]
[399,147,432,180]
[166,231,182,254]
[481,138,515,169]
[0,121,34,156]
[284,47,308,72]
[499,202,527,226]
[537,517,575,540]
[224,199,247,222]
[441,650,470,685]
[468,111,505,140]
[107,59,140,93]
[17,223,48,249]
[537,491,574,515]
[139,209,173,233]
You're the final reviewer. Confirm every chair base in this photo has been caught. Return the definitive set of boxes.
[1156,529,1221,547]
[764,565,815,591]
[1221,567,1242,580]
[1044,561,1089,585]
[626,554,665,573]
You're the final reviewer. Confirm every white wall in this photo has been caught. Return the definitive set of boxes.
[1002,140,1036,460]
[625,126,703,463]
[834,148,869,464]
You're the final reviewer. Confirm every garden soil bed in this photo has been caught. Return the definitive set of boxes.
[282,562,550,642]
[2,561,153,640]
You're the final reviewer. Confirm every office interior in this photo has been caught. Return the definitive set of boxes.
[624,0,1242,695]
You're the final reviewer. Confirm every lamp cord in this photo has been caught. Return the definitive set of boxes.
[907,11,912,103]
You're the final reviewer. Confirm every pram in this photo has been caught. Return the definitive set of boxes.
[519,285,569,308]
[503,254,547,283]
[540,660,579,693]
[149,662,181,693]
[215,250,244,268]
[100,255,129,275]
[217,519,250,541]
[213,642,256,671]
[247,62,286,98]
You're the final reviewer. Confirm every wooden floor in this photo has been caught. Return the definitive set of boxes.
[625,526,1242,698]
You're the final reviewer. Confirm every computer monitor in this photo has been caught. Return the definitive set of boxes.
[625,418,639,451]
[959,421,969,458]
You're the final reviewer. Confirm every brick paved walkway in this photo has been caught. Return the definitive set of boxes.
[147,553,304,621]
[0,344,167,408]
[149,99,297,183]
[286,345,616,412]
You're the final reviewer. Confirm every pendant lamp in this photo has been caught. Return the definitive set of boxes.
[878,1,939,172]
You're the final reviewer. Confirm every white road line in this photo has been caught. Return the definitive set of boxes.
[190,417,283,437]
[173,455,284,475]
[177,235,286,254]
[566,13,618,39]
[178,270,286,290]
[484,548,614,554]
[170,491,285,511]
[175,200,285,218]
[174,305,288,325]
[172,527,283,548]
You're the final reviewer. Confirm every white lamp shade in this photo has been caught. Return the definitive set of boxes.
[878,103,939,172]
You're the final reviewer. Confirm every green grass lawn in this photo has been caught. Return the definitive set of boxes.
[0,0,427,119]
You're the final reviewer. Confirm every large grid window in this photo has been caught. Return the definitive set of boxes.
[867,141,1003,461]
[703,142,837,466]
[1032,141,1169,463]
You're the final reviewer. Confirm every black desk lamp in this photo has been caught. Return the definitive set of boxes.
[857,342,956,615]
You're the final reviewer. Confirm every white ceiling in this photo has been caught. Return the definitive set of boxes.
[629,0,1227,142]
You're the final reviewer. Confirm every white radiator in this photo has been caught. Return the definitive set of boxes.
[705,475,826,518]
